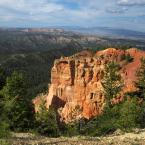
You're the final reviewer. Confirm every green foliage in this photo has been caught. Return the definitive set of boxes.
[8,100,34,131]
[101,62,124,107]
[134,58,145,128]
[138,102,145,128]
[0,46,82,98]
[80,105,121,136]
[0,121,10,138]
[35,100,60,137]
[63,122,79,137]
[77,61,145,136]
[77,59,144,136]
[135,58,145,100]
[0,92,14,137]
[121,53,134,62]
[0,71,34,132]
[0,30,145,137]
[0,139,10,145]
[79,97,145,136]
[0,68,6,90]
[117,98,142,131]
[1,71,26,98]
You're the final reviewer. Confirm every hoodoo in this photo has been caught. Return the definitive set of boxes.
[33,48,145,123]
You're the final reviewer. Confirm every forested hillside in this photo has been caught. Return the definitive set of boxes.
[0,29,145,98]
[0,29,145,54]
[0,48,82,98]
[0,29,145,144]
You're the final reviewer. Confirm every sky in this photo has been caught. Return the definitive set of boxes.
[0,0,145,31]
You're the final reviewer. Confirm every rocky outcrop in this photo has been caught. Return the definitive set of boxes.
[33,48,145,123]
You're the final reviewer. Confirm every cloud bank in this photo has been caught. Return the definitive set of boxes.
[0,0,144,31]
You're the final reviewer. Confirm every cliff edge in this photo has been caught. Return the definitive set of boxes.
[33,48,145,123]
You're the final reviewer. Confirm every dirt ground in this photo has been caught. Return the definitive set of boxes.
[1,129,145,145]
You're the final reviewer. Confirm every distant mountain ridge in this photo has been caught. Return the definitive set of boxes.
[0,27,145,54]
[62,26,145,40]
[1,27,145,40]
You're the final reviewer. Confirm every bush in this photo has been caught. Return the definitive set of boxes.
[63,122,79,137]
[138,102,145,128]
[80,105,120,136]
[135,58,145,100]
[117,98,141,131]
[0,121,10,138]
[0,140,10,145]
[35,100,60,137]
[78,97,145,136]
[121,53,134,62]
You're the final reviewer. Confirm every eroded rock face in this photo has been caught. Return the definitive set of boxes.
[34,48,145,123]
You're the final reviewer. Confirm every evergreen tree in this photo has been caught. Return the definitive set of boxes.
[0,67,6,90]
[82,62,124,136]
[101,62,124,107]
[63,122,79,137]
[1,71,26,98]
[118,98,142,130]
[36,99,60,137]
[121,53,134,63]
[135,58,145,128]
[0,71,34,131]
[135,58,145,100]
[0,67,11,138]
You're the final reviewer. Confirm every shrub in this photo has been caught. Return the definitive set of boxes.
[63,122,79,137]
[117,98,142,131]
[80,105,121,136]
[121,53,134,63]
[135,58,145,100]
[0,121,10,138]
[35,100,60,137]
[79,97,145,136]
[0,140,10,145]
[138,102,145,128]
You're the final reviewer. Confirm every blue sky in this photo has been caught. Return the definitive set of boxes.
[0,0,145,31]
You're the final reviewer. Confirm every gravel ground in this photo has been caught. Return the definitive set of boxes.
[1,130,145,145]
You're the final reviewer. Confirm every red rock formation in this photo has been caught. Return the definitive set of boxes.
[33,48,145,123]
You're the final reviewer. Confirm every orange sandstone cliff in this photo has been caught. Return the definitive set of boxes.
[33,48,145,123]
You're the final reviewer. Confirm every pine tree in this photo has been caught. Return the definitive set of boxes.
[1,71,26,98]
[135,58,145,128]
[0,67,6,90]
[101,62,124,108]
[36,99,60,137]
[0,71,34,131]
[0,68,11,138]
[118,98,142,130]
[135,58,145,100]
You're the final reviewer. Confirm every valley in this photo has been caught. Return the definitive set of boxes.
[0,28,145,98]
[0,0,145,144]
[0,28,145,145]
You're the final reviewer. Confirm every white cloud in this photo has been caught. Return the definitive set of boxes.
[118,0,145,6]
[0,0,102,23]
[0,0,145,31]
[106,7,128,14]
[0,0,64,15]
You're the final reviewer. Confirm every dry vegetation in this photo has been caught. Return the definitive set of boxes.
[1,129,145,145]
